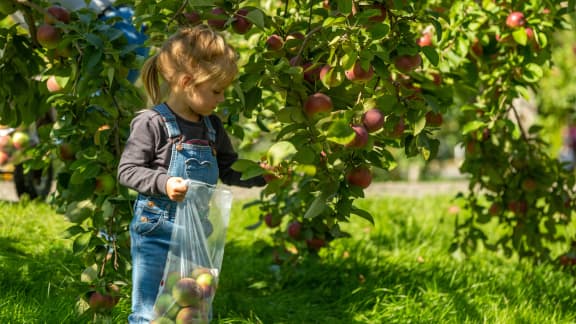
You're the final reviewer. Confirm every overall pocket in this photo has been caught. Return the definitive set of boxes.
[133,197,172,236]
[185,157,218,184]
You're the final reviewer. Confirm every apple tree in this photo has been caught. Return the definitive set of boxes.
[1,0,575,313]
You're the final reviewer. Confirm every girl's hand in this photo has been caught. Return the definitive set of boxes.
[166,177,188,201]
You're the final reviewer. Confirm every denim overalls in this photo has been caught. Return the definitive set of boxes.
[128,103,218,323]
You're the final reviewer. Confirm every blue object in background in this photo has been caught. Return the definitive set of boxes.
[100,6,149,83]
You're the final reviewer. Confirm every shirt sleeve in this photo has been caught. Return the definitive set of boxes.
[117,111,171,196]
[211,115,267,188]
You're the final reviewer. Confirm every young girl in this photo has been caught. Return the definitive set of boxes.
[117,24,266,323]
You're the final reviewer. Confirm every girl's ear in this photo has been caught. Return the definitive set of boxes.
[180,75,194,88]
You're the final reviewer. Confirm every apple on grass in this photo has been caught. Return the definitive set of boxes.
[88,289,120,312]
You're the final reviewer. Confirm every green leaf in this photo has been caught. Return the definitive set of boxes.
[62,225,85,238]
[232,159,259,172]
[512,29,527,46]
[367,23,390,39]
[521,63,543,83]
[73,232,92,254]
[85,33,104,49]
[350,206,374,225]
[421,46,439,66]
[246,9,265,30]
[304,193,329,219]
[462,121,485,135]
[267,141,297,166]
[323,16,346,28]
[326,119,355,145]
[65,200,95,224]
[337,0,353,14]
[81,264,99,283]
[413,116,426,135]
[244,87,262,111]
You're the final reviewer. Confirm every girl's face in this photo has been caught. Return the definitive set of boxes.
[186,80,227,117]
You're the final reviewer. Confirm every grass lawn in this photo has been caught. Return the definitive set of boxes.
[1,191,576,323]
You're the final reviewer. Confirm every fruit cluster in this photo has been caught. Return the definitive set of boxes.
[179,7,253,35]
[36,5,70,50]
[152,267,217,324]
[0,130,31,166]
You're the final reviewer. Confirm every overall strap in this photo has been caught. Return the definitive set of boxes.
[203,115,217,143]
[153,103,180,138]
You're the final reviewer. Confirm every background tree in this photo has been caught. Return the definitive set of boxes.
[0,0,575,313]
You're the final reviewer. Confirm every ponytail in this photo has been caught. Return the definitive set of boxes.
[141,54,162,105]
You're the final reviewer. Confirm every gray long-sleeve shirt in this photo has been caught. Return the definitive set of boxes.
[117,106,266,197]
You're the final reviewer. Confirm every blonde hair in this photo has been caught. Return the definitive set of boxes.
[141,24,238,105]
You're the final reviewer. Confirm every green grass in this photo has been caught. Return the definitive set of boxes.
[1,193,576,323]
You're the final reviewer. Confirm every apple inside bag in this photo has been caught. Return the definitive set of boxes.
[152,180,233,323]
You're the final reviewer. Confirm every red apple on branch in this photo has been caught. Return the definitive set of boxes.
[346,125,369,148]
[346,166,373,189]
[287,221,302,240]
[36,24,61,49]
[506,11,525,28]
[319,64,342,87]
[45,5,71,24]
[266,34,284,51]
[183,11,202,26]
[362,108,384,133]
[417,33,433,47]
[425,111,443,127]
[232,8,253,34]
[394,54,422,73]
[46,75,62,92]
[304,92,333,117]
[207,7,228,30]
[345,60,374,83]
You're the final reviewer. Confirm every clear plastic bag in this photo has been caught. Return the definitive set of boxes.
[152,180,233,324]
